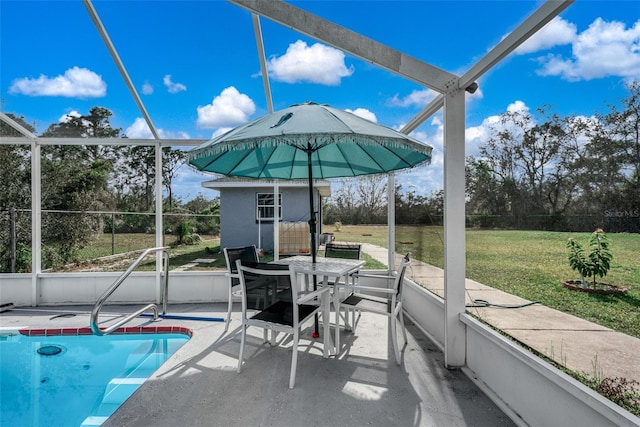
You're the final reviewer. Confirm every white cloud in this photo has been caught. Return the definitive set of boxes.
[124,117,189,139]
[465,100,531,156]
[58,110,81,123]
[9,66,106,98]
[163,75,187,93]
[125,118,156,138]
[142,81,154,95]
[196,86,256,129]
[514,17,576,55]
[388,89,439,108]
[268,40,354,85]
[535,18,640,81]
[345,108,377,123]
[506,100,529,114]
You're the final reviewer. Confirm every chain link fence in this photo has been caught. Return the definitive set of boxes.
[0,209,220,273]
[3,207,637,273]
[465,213,640,233]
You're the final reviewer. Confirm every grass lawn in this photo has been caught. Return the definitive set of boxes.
[76,233,386,272]
[331,225,640,339]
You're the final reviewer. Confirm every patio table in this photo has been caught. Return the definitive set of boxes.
[273,255,365,353]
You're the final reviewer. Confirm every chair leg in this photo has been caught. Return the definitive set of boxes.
[289,330,299,389]
[350,307,359,332]
[399,307,408,345]
[323,296,331,358]
[225,285,233,332]
[238,324,247,373]
[390,315,401,365]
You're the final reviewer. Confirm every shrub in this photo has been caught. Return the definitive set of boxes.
[566,228,613,288]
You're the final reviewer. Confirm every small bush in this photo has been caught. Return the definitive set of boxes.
[175,221,194,243]
[183,233,202,245]
[566,228,613,288]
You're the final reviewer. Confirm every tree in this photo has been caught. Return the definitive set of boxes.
[604,81,640,221]
[325,179,359,224]
[162,147,187,211]
[41,106,123,164]
[569,81,640,230]
[39,107,119,266]
[118,146,156,211]
[0,114,34,272]
[0,113,33,210]
[467,106,579,229]
[355,175,387,223]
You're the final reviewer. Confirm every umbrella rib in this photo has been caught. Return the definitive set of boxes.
[258,145,280,178]
[200,145,253,175]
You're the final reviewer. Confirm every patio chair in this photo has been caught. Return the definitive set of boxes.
[322,242,362,284]
[324,242,362,260]
[236,260,331,389]
[335,253,411,364]
[223,245,260,332]
[322,242,363,322]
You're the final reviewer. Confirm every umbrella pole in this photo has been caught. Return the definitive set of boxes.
[307,146,320,338]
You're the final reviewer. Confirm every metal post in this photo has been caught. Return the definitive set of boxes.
[9,207,16,273]
[111,212,116,255]
[443,87,467,368]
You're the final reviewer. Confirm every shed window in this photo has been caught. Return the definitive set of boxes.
[256,193,282,221]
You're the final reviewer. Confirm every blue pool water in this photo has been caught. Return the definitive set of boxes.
[0,332,189,426]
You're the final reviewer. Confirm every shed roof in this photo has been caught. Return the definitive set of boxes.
[202,177,331,197]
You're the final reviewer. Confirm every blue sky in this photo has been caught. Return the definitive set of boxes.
[1,0,639,201]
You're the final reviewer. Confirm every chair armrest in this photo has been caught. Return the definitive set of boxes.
[334,284,395,295]
[225,272,239,278]
[297,287,330,304]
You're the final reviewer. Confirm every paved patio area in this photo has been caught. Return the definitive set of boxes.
[1,304,515,427]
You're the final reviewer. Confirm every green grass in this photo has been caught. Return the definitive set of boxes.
[333,225,640,339]
[75,233,385,272]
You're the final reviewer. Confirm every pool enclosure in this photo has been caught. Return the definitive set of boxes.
[2,1,637,425]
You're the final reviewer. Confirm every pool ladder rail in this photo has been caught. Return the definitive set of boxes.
[90,247,169,336]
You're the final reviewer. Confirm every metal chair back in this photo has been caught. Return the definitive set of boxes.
[324,242,362,260]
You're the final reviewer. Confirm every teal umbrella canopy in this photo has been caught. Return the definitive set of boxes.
[188,102,432,179]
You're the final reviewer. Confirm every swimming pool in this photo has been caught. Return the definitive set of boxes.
[0,328,190,426]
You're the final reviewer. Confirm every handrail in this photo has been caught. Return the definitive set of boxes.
[90,246,169,335]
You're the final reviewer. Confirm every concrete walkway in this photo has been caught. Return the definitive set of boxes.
[361,243,640,384]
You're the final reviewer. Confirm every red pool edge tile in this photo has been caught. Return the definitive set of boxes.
[19,325,192,338]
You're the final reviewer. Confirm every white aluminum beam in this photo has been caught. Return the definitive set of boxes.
[387,174,396,272]
[0,137,207,147]
[401,94,445,135]
[252,14,274,114]
[83,0,161,140]
[443,87,467,368]
[155,142,163,303]
[228,0,457,93]
[31,141,41,306]
[460,0,574,91]
[0,112,38,138]
[401,1,573,135]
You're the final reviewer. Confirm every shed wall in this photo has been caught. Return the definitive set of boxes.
[219,187,320,251]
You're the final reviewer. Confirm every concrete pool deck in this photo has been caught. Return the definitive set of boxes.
[1,304,515,427]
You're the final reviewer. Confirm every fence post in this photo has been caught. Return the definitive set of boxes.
[111,212,115,255]
[10,207,16,273]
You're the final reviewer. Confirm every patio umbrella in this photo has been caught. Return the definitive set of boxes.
[188,101,433,264]
[188,101,432,336]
